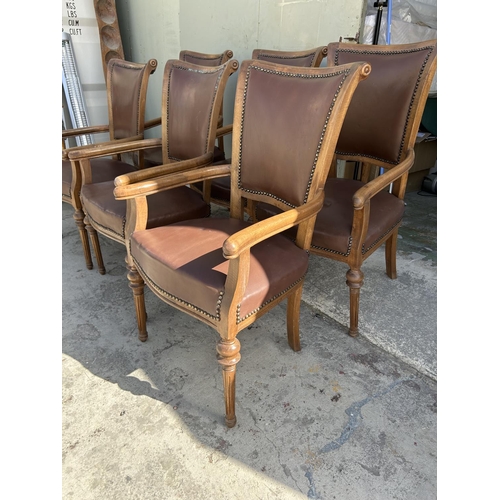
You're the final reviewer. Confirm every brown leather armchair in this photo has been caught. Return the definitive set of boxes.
[255,40,438,338]
[68,58,239,277]
[62,58,158,271]
[112,58,371,427]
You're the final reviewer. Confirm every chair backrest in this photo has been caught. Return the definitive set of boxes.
[251,47,327,67]
[179,49,234,67]
[162,58,239,163]
[327,40,437,169]
[179,50,234,142]
[230,59,371,224]
[107,58,158,141]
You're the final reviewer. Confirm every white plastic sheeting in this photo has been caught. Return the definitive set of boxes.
[362,0,437,94]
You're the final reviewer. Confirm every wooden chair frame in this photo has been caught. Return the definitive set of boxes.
[62,58,158,270]
[317,40,438,337]
[107,59,371,427]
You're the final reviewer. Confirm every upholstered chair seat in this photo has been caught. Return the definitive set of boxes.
[130,218,309,322]
[256,178,405,255]
[62,159,137,201]
[81,180,210,242]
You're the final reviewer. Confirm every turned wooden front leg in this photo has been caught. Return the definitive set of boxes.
[74,209,93,270]
[127,263,148,342]
[216,339,241,428]
[346,268,364,338]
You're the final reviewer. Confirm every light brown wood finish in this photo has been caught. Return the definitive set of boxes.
[257,40,437,338]
[110,59,371,427]
[93,0,125,79]
[62,58,158,270]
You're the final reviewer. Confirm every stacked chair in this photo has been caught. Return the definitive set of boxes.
[67,58,238,279]
[64,38,438,427]
[62,58,158,271]
[255,39,438,338]
[82,58,371,427]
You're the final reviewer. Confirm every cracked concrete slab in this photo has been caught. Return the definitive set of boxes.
[62,191,437,499]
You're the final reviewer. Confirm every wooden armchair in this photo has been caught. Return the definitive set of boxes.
[142,49,234,169]
[255,40,438,338]
[62,58,158,271]
[68,58,239,276]
[111,58,370,427]
[205,46,328,210]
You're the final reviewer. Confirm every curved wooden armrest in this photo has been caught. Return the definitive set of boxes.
[68,137,162,161]
[62,124,110,138]
[352,149,415,208]
[114,161,230,199]
[223,192,325,259]
[63,135,144,159]
[114,152,217,187]
[216,124,233,138]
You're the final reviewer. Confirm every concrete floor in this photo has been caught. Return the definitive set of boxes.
[62,190,437,499]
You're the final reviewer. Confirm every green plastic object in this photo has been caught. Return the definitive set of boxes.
[420,96,437,136]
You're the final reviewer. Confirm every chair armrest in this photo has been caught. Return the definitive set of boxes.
[63,135,144,159]
[352,149,415,208]
[67,137,163,161]
[216,124,233,138]
[114,153,217,188]
[114,160,229,199]
[62,124,110,138]
[223,192,325,259]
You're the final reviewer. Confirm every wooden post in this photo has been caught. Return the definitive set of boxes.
[93,0,125,80]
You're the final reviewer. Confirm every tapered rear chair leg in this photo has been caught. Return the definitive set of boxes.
[74,208,93,270]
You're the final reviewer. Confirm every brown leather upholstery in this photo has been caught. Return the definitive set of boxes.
[62,159,136,202]
[206,46,328,209]
[81,180,209,241]
[256,40,438,338]
[328,43,436,164]
[62,58,157,270]
[117,58,371,427]
[252,46,327,67]
[131,218,308,321]
[143,50,233,169]
[256,178,405,254]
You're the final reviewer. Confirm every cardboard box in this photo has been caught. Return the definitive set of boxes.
[407,133,437,192]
